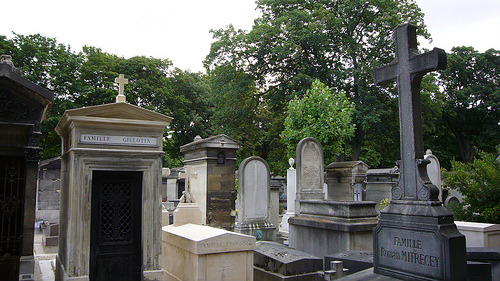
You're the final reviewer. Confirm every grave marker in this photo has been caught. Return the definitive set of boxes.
[295,137,325,213]
[235,156,276,241]
[280,158,296,232]
[372,23,467,281]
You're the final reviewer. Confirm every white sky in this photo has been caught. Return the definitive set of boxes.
[1,0,499,73]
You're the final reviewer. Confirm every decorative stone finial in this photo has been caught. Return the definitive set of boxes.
[194,135,202,142]
[426,149,433,155]
[114,74,128,103]
[289,158,295,168]
[0,55,14,66]
[1,54,22,75]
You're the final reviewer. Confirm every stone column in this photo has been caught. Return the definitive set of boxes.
[280,158,296,232]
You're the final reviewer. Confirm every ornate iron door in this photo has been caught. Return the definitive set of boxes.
[0,156,24,281]
[90,171,142,281]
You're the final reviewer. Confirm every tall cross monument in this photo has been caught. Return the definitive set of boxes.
[372,24,467,281]
[115,74,128,103]
[374,24,445,201]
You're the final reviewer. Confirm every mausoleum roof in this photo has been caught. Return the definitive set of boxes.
[0,56,54,120]
[180,134,240,152]
[56,102,172,134]
[326,161,369,170]
[61,102,172,122]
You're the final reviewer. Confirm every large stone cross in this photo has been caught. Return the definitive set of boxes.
[374,24,446,201]
[178,166,198,203]
[114,74,128,103]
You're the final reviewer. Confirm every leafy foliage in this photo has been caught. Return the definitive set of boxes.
[443,149,500,224]
[2,33,211,165]
[280,80,355,163]
[438,47,500,163]
[205,0,429,169]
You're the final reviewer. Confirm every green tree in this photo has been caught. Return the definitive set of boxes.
[2,33,214,164]
[443,149,500,224]
[438,47,500,163]
[5,34,85,159]
[207,65,269,163]
[165,69,213,165]
[280,80,355,164]
[205,0,429,168]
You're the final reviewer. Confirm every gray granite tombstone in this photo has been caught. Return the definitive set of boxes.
[0,55,53,281]
[295,137,325,212]
[372,23,467,281]
[235,156,276,241]
[290,138,378,258]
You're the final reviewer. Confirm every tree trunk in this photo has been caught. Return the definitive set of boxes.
[351,125,362,161]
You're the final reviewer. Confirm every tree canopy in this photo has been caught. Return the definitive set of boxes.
[1,1,498,175]
[1,33,211,165]
[438,47,500,163]
[205,0,429,171]
[281,80,355,163]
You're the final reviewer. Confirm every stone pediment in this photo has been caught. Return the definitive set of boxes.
[61,102,172,123]
[180,134,240,152]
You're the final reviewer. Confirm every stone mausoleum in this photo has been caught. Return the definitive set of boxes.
[54,78,172,281]
[0,55,53,281]
[180,134,240,229]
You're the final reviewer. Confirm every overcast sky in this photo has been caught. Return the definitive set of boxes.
[1,0,499,73]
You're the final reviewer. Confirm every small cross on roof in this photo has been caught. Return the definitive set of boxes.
[115,74,128,103]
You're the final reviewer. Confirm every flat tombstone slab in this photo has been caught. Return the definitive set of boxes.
[254,241,323,276]
[455,221,500,248]
[162,224,255,281]
[296,137,324,201]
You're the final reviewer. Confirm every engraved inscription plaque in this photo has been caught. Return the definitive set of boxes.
[80,134,157,147]
[376,227,444,279]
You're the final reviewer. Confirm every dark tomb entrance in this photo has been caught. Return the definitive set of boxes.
[90,171,142,281]
[0,55,53,280]
[0,156,25,280]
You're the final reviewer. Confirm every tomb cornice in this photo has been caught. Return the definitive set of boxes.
[180,134,240,152]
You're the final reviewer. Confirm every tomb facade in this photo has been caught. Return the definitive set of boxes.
[54,76,172,281]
